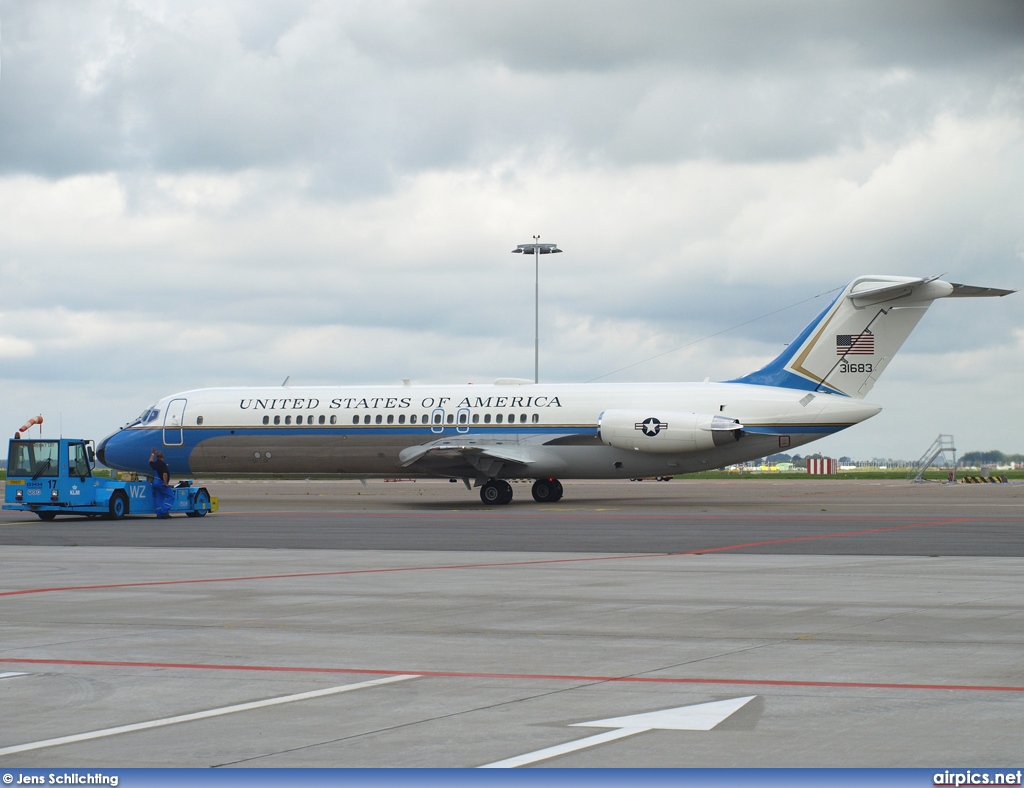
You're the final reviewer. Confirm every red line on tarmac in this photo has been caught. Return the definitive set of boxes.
[1,657,1022,694]
[0,553,664,597]
[215,510,970,522]
[0,517,970,598]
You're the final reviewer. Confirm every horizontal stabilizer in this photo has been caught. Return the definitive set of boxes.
[730,274,1014,399]
[846,275,946,307]
[947,282,1016,298]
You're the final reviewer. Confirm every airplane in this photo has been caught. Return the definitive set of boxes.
[97,275,1012,505]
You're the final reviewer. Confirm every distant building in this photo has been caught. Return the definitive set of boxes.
[807,458,837,475]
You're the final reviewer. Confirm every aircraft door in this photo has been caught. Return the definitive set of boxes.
[430,408,445,434]
[163,398,187,446]
[456,407,470,434]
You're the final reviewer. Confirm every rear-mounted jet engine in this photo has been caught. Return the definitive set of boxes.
[597,410,744,453]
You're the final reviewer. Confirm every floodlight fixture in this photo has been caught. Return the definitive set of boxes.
[512,236,562,383]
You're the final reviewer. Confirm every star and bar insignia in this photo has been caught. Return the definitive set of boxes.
[635,417,668,436]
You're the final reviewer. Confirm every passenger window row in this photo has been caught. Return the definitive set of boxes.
[260,414,339,425]
[254,413,543,426]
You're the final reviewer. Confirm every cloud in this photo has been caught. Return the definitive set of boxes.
[1,112,1019,340]
[2,1,1022,186]
[0,0,1021,460]
[0,333,33,358]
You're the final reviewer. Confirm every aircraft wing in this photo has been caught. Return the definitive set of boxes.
[398,435,565,480]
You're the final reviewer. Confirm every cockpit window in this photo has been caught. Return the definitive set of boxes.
[127,406,161,428]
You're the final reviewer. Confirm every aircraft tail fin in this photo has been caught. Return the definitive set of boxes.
[729,275,1014,399]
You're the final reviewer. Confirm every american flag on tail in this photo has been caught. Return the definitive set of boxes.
[836,332,874,355]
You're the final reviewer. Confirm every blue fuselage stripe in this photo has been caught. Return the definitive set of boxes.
[743,425,846,435]
[100,422,847,476]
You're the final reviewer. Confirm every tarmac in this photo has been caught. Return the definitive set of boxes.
[1,478,1022,767]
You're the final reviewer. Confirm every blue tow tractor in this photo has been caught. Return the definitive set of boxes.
[3,437,217,521]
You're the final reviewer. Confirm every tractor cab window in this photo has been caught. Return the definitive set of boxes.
[8,440,60,478]
[69,442,91,478]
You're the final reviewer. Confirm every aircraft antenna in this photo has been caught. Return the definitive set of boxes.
[586,283,844,383]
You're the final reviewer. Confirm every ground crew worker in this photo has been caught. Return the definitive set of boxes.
[149,449,173,518]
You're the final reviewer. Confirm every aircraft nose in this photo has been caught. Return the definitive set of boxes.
[95,430,125,469]
[96,428,147,472]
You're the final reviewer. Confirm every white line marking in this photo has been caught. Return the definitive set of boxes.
[0,672,29,680]
[0,674,418,756]
[481,728,644,768]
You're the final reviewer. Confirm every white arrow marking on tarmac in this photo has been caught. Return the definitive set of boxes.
[0,672,29,680]
[480,695,757,768]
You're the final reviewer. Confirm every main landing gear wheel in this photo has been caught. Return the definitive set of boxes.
[480,479,513,506]
[531,478,563,503]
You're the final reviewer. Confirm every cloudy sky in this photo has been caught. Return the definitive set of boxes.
[1,0,1022,461]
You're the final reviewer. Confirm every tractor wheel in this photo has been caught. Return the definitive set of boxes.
[108,491,128,520]
[186,489,211,517]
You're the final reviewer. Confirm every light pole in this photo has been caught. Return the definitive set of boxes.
[512,236,562,383]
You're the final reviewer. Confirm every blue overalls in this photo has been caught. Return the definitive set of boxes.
[150,459,173,517]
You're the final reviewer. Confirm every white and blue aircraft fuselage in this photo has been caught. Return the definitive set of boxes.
[97,275,1012,504]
